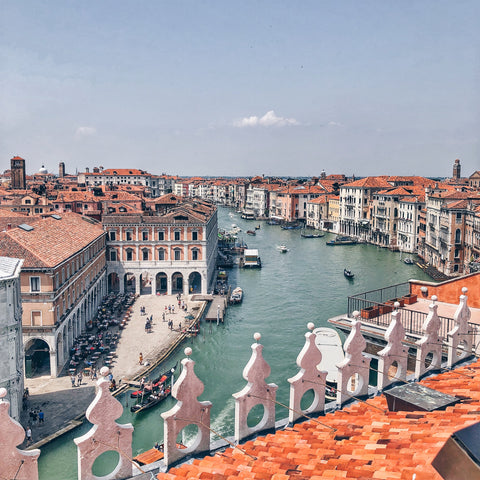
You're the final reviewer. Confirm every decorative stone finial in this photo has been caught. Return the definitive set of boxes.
[0,388,7,399]
[462,287,468,294]
[254,332,261,342]
[307,322,315,331]
[100,366,109,377]
[431,295,438,303]
[352,310,359,318]
[184,347,192,356]
[394,301,400,310]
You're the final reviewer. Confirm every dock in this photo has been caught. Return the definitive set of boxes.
[205,295,227,323]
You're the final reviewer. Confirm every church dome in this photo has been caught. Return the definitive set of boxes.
[39,165,48,174]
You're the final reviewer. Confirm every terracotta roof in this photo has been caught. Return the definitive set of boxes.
[86,168,148,176]
[0,213,104,268]
[158,360,480,480]
[344,177,393,189]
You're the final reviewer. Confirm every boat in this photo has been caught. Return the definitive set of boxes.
[344,268,355,279]
[301,231,325,238]
[281,224,302,230]
[239,249,262,268]
[314,327,345,401]
[229,287,243,304]
[404,257,415,265]
[130,366,176,398]
[246,230,256,236]
[255,225,261,230]
[277,245,289,253]
[130,387,171,413]
[326,236,357,246]
[241,212,255,220]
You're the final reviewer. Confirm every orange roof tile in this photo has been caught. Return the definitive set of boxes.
[158,360,480,480]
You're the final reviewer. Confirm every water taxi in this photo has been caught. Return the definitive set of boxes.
[277,245,289,253]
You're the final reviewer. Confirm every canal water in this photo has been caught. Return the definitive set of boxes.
[38,207,431,478]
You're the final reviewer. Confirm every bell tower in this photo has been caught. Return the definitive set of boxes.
[10,156,26,189]
[453,158,461,180]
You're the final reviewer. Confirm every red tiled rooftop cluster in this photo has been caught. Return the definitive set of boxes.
[158,360,480,479]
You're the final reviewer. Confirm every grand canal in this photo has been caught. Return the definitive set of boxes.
[38,207,431,478]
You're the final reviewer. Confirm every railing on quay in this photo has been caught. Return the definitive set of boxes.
[347,283,479,345]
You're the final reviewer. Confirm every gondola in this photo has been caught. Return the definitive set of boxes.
[130,364,176,398]
[344,268,354,279]
[130,387,171,413]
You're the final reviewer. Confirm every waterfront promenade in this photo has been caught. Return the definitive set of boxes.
[21,294,204,449]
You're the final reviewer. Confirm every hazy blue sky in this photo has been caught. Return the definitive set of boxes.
[1,1,479,178]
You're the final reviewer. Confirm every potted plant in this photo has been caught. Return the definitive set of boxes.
[402,293,418,305]
[361,305,379,319]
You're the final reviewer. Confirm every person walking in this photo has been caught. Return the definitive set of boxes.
[38,410,44,424]
[77,372,83,387]
[25,426,32,446]
[139,352,143,365]
[71,374,76,387]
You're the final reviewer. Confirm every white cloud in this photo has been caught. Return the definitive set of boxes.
[327,121,343,127]
[233,110,300,128]
[75,126,96,138]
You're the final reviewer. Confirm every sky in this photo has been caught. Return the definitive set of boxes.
[1,1,479,178]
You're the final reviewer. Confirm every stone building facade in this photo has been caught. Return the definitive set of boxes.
[103,199,218,296]
[0,257,24,420]
[0,214,107,377]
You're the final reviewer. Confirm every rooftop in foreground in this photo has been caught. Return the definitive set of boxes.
[158,358,480,479]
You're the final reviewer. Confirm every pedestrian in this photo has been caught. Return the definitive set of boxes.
[178,322,182,331]
[172,305,175,314]
[162,312,166,322]
[38,410,44,423]
[139,352,143,365]
[25,426,32,446]
[77,372,83,387]
[168,305,171,314]
[71,374,76,387]
[32,409,38,424]
[91,367,97,380]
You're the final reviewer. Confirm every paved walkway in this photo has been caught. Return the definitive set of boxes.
[21,294,204,448]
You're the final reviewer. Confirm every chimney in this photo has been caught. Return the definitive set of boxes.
[7,223,11,230]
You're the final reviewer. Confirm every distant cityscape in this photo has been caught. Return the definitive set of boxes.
[0,155,479,422]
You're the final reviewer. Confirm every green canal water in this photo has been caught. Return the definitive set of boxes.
[38,207,431,479]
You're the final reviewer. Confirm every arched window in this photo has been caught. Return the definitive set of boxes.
[109,249,117,261]
[158,248,165,260]
[192,248,199,260]
[174,230,181,241]
[126,248,133,261]
[142,248,149,260]
[174,248,181,261]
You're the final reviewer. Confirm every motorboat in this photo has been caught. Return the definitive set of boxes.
[344,268,355,279]
[301,230,325,238]
[229,287,243,304]
[277,245,289,253]
[326,236,357,246]
[255,225,261,230]
[314,327,345,402]
[404,257,415,265]
[246,230,256,236]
